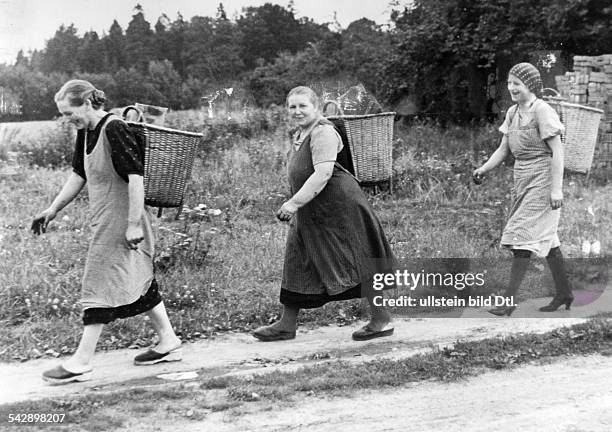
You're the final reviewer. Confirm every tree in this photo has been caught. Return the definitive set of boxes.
[154,13,172,61]
[340,19,391,95]
[236,4,306,69]
[105,20,126,72]
[383,0,612,122]
[40,24,81,74]
[147,60,182,108]
[125,6,156,73]
[15,50,29,68]
[165,13,189,78]
[77,31,108,73]
[183,16,215,79]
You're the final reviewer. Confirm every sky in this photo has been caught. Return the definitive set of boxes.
[0,0,398,65]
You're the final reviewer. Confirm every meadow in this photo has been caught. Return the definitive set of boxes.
[1,109,610,362]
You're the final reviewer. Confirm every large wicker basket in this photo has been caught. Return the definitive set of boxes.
[324,101,395,184]
[126,122,202,209]
[543,89,603,173]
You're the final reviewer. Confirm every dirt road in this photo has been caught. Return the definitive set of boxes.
[1,296,611,431]
[153,354,611,432]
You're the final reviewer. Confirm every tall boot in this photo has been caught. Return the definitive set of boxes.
[539,246,573,312]
[489,249,531,316]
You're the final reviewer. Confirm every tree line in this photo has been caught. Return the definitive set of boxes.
[1,1,609,122]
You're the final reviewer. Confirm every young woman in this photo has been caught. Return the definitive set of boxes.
[252,86,395,341]
[473,63,573,316]
[33,79,181,384]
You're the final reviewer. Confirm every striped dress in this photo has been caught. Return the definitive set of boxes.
[499,99,565,257]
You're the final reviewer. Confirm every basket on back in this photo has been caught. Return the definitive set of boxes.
[542,89,603,173]
[122,106,202,210]
[323,100,395,184]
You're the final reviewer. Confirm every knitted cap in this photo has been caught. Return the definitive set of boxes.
[508,63,542,94]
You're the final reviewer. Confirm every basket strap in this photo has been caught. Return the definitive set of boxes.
[334,161,359,183]
[508,105,519,126]
[323,100,343,116]
[122,105,144,122]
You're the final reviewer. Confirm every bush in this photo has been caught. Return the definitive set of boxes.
[2,120,75,168]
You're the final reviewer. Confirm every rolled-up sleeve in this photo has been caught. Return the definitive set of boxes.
[536,101,565,140]
[310,125,342,166]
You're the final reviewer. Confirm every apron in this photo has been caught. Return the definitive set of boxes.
[81,114,154,309]
[501,103,561,257]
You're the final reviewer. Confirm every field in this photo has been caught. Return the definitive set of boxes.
[1,110,611,362]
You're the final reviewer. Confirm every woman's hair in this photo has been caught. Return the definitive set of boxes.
[54,79,107,109]
[286,86,320,108]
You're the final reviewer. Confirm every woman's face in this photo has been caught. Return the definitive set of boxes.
[287,94,318,128]
[56,98,92,130]
[507,74,533,104]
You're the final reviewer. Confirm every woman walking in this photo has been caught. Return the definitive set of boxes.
[473,63,573,316]
[32,79,181,384]
[252,86,395,341]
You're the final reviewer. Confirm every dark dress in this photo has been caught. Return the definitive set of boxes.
[280,118,395,308]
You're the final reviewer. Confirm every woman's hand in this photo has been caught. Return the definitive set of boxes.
[125,222,144,250]
[550,189,563,209]
[276,201,298,222]
[31,208,57,235]
[472,167,486,185]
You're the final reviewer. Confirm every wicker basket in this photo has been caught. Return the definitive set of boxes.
[324,101,395,183]
[126,121,202,209]
[543,89,603,173]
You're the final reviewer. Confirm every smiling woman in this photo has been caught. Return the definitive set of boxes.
[473,63,573,317]
[32,79,183,385]
[252,85,397,343]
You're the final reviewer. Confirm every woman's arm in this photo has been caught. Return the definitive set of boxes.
[125,174,145,249]
[31,172,86,234]
[277,162,334,220]
[289,162,334,208]
[474,136,510,176]
[546,134,564,209]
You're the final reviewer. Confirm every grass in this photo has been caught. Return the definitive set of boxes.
[0,317,610,430]
[1,116,611,361]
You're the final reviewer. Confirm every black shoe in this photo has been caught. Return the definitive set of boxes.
[488,306,516,317]
[351,323,394,341]
[134,347,182,365]
[42,365,92,385]
[539,296,573,312]
[252,325,296,342]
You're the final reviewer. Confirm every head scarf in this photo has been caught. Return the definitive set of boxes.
[508,63,542,95]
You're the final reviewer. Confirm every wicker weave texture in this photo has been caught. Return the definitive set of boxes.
[127,122,202,208]
[546,100,603,173]
[328,112,395,183]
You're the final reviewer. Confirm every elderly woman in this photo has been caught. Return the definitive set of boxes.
[474,63,573,316]
[253,86,395,341]
[32,79,181,384]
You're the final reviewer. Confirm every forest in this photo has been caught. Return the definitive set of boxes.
[0,0,610,122]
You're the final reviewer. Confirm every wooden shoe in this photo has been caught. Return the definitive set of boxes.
[134,347,182,365]
[352,322,394,341]
[252,325,296,341]
[42,365,92,385]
